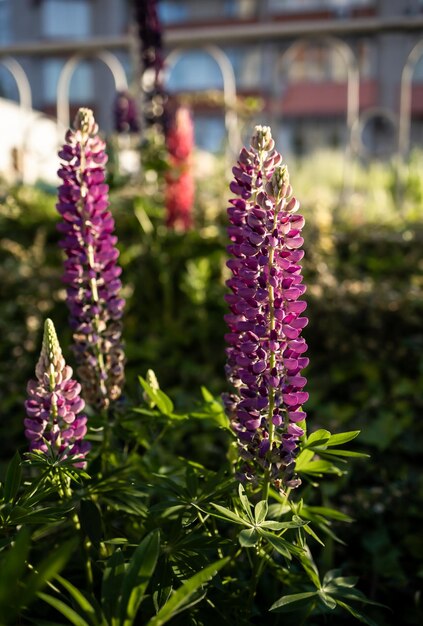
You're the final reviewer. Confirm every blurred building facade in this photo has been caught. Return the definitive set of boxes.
[0,0,422,156]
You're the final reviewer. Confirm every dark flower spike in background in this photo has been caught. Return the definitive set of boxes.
[24,318,90,467]
[57,108,125,409]
[224,125,308,493]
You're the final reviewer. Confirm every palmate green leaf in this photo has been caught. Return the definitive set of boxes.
[238,484,254,522]
[38,593,91,626]
[0,527,30,609]
[323,569,358,588]
[270,591,317,612]
[315,449,370,459]
[4,451,22,502]
[22,538,78,609]
[294,449,314,470]
[210,503,249,526]
[304,429,331,448]
[239,528,260,547]
[260,518,308,531]
[254,500,268,525]
[297,460,343,476]
[101,549,126,625]
[303,505,353,523]
[336,600,380,626]
[259,530,304,560]
[318,590,337,609]
[55,576,99,625]
[120,529,161,626]
[298,551,321,589]
[303,523,325,546]
[196,387,230,430]
[138,377,174,416]
[326,431,361,446]
[146,557,229,626]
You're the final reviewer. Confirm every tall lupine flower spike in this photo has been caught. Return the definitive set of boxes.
[223,125,309,490]
[24,319,90,467]
[57,108,125,409]
[165,105,195,231]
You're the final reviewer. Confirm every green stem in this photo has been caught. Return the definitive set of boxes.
[262,206,279,503]
[57,469,94,591]
[77,133,109,405]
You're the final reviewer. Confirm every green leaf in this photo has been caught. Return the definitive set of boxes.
[303,506,353,523]
[239,528,260,547]
[238,484,254,522]
[297,460,343,476]
[260,518,308,531]
[303,523,325,547]
[79,499,103,546]
[317,449,369,459]
[38,593,91,626]
[4,452,22,502]
[326,431,360,446]
[146,558,229,626]
[22,538,78,609]
[120,529,161,626]
[336,600,380,626]
[154,390,174,416]
[260,530,304,560]
[299,552,321,589]
[294,449,314,470]
[323,570,358,588]
[138,378,173,415]
[101,549,125,624]
[270,591,317,612]
[200,387,215,403]
[254,500,268,525]
[305,430,331,447]
[0,527,30,609]
[55,576,98,624]
[318,590,337,609]
[210,503,249,526]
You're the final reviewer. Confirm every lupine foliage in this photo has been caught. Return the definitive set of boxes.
[0,121,422,624]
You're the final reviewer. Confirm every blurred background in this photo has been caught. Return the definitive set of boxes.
[1,1,423,624]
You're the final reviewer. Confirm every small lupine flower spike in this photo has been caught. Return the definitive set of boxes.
[223,125,309,490]
[57,107,125,409]
[24,319,90,467]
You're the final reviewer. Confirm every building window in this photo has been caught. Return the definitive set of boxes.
[0,0,10,45]
[284,44,348,83]
[224,46,262,89]
[43,58,93,103]
[269,0,375,12]
[159,0,256,24]
[167,51,224,92]
[41,0,90,39]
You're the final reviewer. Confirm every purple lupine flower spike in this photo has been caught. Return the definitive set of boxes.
[57,108,125,409]
[24,319,90,467]
[223,125,309,490]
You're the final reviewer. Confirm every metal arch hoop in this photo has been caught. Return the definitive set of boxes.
[351,106,398,158]
[398,39,423,158]
[164,44,240,152]
[57,50,129,129]
[272,36,360,149]
[0,56,32,110]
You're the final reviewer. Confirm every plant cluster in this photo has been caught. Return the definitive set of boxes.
[0,111,387,626]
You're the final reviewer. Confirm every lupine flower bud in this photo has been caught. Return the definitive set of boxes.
[57,108,125,409]
[224,126,309,489]
[24,319,90,467]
